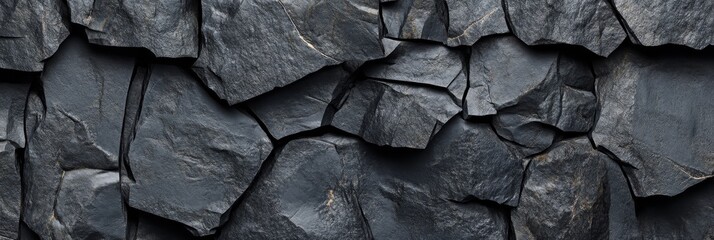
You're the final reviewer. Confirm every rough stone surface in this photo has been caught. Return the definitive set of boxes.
[127,65,273,236]
[512,138,639,239]
[247,65,352,140]
[637,179,714,239]
[613,0,713,49]
[0,142,20,240]
[67,0,199,58]
[445,0,509,46]
[381,0,448,42]
[0,0,70,71]
[23,34,132,239]
[466,36,597,154]
[505,0,626,56]
[0,81,30,147]
[331,79,461,149]
[194,0,383,104]
[593,46,714,197]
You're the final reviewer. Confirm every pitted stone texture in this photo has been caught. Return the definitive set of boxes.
[0,0,69,71]
[512,138,639,240]
[128,65,273,236]
[23,34,134,239]
[505,0,625,56]
[194,0,383,105]
[613,0,713,49]
[67,0,199,58]
[466,36,596,154]
[593,46,714,197]
[445,0,509,46]
[247,65,352,140]
[331,79,461,149]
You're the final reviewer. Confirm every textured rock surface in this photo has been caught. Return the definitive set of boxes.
[194,0,383,104]
[466,36,597,154]
[593,46,714,197]
[331,79,461,149]
[0,81,30,147]
[381,0,448,42]
[23,34,132,239]
[512,138,638,239]
[505,0,626,56]
[613,0,713,49]
[445,0,509,46]
[127,65,273,236]
[67,0,199,58]
[637,179,714,239]
[0,142,20,240]
[0,0,69,71]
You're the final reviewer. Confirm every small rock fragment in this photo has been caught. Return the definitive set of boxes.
[593,46,714,197]
[67,0,200,58]
[194,0,382,104]
[0,0,69,71]
[331,79,461,149]
[128,65,273,236]
[505,0,626,56]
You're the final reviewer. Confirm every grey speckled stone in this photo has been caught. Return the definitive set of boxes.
[23,34,134,239]
[593,46,714,197]
[613,0,713,49]
[247,65,352,140]
[127,65,273,236]
[512,138,638,240]
[0,0,69,71]
[505,0,625,56]
[637,179,714,239]
[331,79,461,149]
[466,36,596,154]
[194,0,382,105]
[445,0,509,46]
[0,142,20,240]
[381,0,448,42]
[67,0,199,58]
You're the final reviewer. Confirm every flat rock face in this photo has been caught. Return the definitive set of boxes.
[67,0,199,58]
[331,79,461,149]
[613,0,713,49]
[247,65,352,140]
[194,0,383,105]
[220,134,511,239]
[0,81,30,147]
[445,0,509,46]
[381,0,448,42]
[0,0,69,71]
[512,138,638,239]
[637,179,714,239]
[505,0,625,56]
[466,36,597,154]
[0,142,21,240]
[127,65,273,236]
[593,46,714,197]
[23,34,133,239]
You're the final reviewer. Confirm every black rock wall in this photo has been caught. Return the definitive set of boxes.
[1,0,712,239]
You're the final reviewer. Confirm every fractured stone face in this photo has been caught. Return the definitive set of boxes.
[593,46,714,197]
[67,0,200,58]
[127,65,273,236]
[0,0,70,71]
[466,36,597,154]
[331,79,461,149]
[637,179,714,239]
[381,0,448,43]
[445,0,509,46]
[0,80,30,147]
[194,0,383,105]
[0,142,21,240]
[613,0,713,49]
[23,34,133,239]
[505,0,626,56]
[512,138,639,239]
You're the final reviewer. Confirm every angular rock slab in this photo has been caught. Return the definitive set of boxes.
[512,138,639,239]
[362,39,468,103]
[0,81,30,147]
[247,65,352,140]
[637,179,714,239]
[67,0,199,58]
[0,142,20,240]
[194,0,383,104]
[128,65,273,236]
[444,0,509,46]
[505,0,625,56]
[23,34,134,239]
[331,79,461,149]
[466,36,596,154]
[0,0,69,71]
[593,46,714,197]
[219,134,511,239]
[381,0,448,42]
[613,0,713,49]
